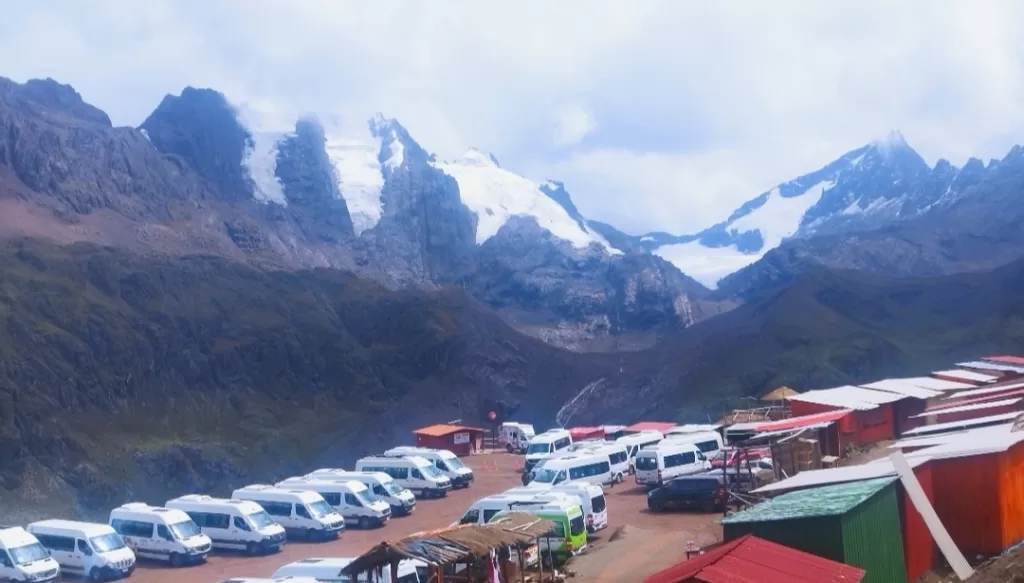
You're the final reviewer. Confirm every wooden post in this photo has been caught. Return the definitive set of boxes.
[722,448,729,516]
[390,561,399,583]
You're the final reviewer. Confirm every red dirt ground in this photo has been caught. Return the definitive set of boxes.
[82,453,722,583]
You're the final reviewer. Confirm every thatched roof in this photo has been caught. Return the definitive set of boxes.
[761,386,800,401]
[342,512,554,576]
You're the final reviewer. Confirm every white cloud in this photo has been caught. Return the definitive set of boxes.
[1,1,1023,235]
[552,104,596,146]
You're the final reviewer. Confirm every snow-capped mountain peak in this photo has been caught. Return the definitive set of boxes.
[456,148,501,168]
[871,129,910,155]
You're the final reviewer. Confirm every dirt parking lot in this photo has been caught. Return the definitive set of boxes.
[92,453,722,583]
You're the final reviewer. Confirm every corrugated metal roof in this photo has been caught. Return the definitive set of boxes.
[957,360,1024,373]
[412,424,485,437]
[725,421,763,433]
[885,377,976,391]
[752,458,930,494]
[899,424,1024,460]
[625,421,678,432]
[931,388,1024,412]
[601,425,626,433]
[723,478,897,523]
[985,355,1024,365]
[752,422,835,441]
[787,386,904,410]
[911,398,1021,418]
[899,412,1019,436]
[859,379,942,399]
[932,369,999,383]
[641,534,865,583]
[753,409,851,433]
[941,380,1024,400]
[668,423,723,434]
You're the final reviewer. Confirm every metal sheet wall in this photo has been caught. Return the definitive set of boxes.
[998,442,1024,550]
[840,483,908,583]
[930,453,1003,556]
[723,515,846,564]
[901,463,936,583]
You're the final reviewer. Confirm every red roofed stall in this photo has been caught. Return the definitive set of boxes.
[641,534,865,583]
[412,424,486,456]
[624,421,678,434]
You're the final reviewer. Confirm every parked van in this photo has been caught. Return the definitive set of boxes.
[526,453,612,488]
[615,431,663,473]
[276,477,391,529]
[664,431,724,457]
[490,499,587,565]
[273,557,427,582]
[500,422,536,454]
[524,429,573,473]
[0,527,61,582]
[455,492,579,526]
[165,495,286,555]
[571,443,630,484]
[231,485,345,540]
[634,441,709,488]
[382,447,475,489]
[306,470,416,516]
[28,520,135,581]
[505,483,608,533]
[354,456,452,498]
[108,503,212,566]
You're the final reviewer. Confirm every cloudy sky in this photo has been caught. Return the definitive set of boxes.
[2,0,1023,235]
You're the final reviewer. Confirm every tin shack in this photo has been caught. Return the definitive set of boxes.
[722,477,907,583]
[412,424,487,456]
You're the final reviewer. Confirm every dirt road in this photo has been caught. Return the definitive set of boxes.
[81,454,721,582]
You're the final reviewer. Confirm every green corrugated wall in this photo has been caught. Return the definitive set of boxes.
[723,515,845,562]
[841,484,907,583]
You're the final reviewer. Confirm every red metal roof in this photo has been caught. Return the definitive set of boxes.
[753,409,852,433]
[641,535,864,583]
[986,355,1024,365]
[625,421,678,433]
[927,387,1024,412]
[568,426,605,439]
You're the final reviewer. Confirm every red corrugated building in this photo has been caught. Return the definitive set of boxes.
[641,534,865,583]
[904,430,1024,557]
[411,424,486,456]
[788,386,907,445]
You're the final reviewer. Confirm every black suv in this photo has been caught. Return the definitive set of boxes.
[647,475,727,513]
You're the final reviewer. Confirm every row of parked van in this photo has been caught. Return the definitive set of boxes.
[0,446,474,581]
[520,428,726,490]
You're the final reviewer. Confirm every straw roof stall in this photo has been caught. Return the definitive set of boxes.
[342,512,554,577]
[761,386,799,401]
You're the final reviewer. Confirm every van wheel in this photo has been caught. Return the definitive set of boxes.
[306,528,318,541]
[169,552,183,567]
[505,444,514,453]
[359,516,372,529]
[614,472,623,485]
[247,542,260,556]
[88,567,103,581]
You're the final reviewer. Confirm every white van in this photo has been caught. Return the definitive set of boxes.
[663,430,724,457]
[526,453,612,488]
[273,557,426,582]
[231,485,345,540]
[355,456,452,498]
[615,431,664,473]
[634,441,710,488]
[276,477,391,529]
[108,503,212,566]
[572,443,630,484]
[505,483,608,533]
[456,493,579,526]
[28,520,135,581]
[383,447,475,489]
[165,495,286,555]
[524,429,573,473]
[306,470,416,515]
[500,422,536,453]
[0,527,61,582]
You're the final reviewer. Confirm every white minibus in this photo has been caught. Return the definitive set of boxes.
[276,477,391,529]
[634,441,710,488]
[273,557,427,582]
[165,495,286,555]
[306,470,416,515]
[382,447,475,488]
[354,456,452,498]
[28,519,135,581]
[523,429,573,473]
[0,527,61,582]
[663,430,724,457]
[231,485,345,540]
[615,431,664,473]
[526,453,612,488]
[108,503,212,566]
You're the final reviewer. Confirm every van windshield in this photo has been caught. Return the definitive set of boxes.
[169,520,202,540]
[9,543,48,566]
[89,533,127,553]
[445,457,465,470]
[247,510,276,529]
[307,500,334,518]
[635,456,658,471]
[532,469,563,484]
[355,490,374,506]
[569,515,586,537]
[527,443,551,455]
[385,482,406,495]
[422,465,444,479]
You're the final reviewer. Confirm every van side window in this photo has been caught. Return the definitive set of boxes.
[434,460,446,471]
[322,492,342,506]
[261,501,292,517]
[156,525,172,541]
[482,509,500,523]
[77,539,93,555]
[664,452,697,467]
[392,467,409,480]
[411,469,423,479]
[0,551,11,567]
[295,504,311,519]
[113,519,153,538]
[45,535,75,552]
[695,440,718,453]
[460,509,480,524]
[344,493,362,506]
[233,517,251,531]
